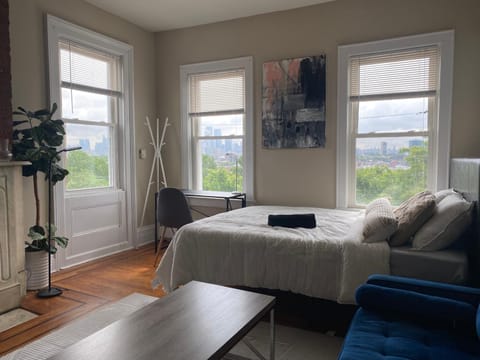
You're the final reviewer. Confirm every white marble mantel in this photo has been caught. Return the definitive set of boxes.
[0,161,28,314]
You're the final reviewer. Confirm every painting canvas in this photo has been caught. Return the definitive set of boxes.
[262,55,326,149]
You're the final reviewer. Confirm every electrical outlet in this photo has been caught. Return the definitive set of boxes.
[139,148,147,159]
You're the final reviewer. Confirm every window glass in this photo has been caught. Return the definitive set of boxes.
[181,57,252,196]
[355,136,428,205]
[188,68,247,192]
[357,98,429,134]
[64,123,111,190]
[337,32,453,209]
[61,88,117,122]
[189,70,244,114]
[59,41,119,191]
[196,115,244,137]
[199,138,243,192]
[348,46,439,206]
[60,44,118,91]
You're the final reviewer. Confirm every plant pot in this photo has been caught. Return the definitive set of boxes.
[25,250,49,290]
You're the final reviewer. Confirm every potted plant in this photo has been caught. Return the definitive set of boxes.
[12,103,69,290]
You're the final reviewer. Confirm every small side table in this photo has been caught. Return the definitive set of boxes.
[154,190,247,253]
[182,190,246,211]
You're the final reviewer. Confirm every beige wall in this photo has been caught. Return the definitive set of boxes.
[155,0,480,208]
[8,0,480,232]
[9,0,157,228]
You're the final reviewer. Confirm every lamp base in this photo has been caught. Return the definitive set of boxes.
[37,287,63,298]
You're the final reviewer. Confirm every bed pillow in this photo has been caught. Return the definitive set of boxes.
[389,191,436,247]
[435,188,458,203]
[412,192,473,251]
[362,198,398,243]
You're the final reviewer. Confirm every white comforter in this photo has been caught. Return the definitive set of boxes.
[152,206,390,304]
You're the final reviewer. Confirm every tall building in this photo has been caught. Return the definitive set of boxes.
[79,138,91,153]
[409,139,424,148]
[214,128,223,154]
[381,141,387,155]
[94,136,109,156]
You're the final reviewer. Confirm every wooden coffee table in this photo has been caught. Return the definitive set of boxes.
[48,281,276,360]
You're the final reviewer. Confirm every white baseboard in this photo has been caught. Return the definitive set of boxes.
[136,225,155,248]
[136,224,177,249]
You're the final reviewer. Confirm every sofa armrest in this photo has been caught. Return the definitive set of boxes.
[356,284,477,326]
[367,274,480,306]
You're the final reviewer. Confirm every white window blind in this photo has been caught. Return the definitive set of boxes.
[60,41,121,98]
[349,46,439,101]
[188,70,245,117]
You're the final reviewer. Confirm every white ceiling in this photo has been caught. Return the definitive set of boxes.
[83,0,335,32]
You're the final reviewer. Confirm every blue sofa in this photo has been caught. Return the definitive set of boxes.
[338,275,480,360]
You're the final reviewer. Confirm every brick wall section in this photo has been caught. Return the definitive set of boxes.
[0,0,12,140]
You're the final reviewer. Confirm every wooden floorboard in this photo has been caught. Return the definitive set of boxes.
[0,242,354,356]
[0,243,165,356]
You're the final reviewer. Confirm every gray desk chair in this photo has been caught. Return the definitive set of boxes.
[153,187,193,267]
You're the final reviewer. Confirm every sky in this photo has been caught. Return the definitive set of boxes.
[357,97,429,134]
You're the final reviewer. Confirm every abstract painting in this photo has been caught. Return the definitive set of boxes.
[262,55,326,149]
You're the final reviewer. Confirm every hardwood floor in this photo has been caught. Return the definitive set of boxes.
[0,243,165,356]
[0,242,355,356]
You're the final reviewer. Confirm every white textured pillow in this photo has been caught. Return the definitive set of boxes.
[389,191,436,246]
[363,198,398,243]
[434,188,458,203]
[412,193,473,251]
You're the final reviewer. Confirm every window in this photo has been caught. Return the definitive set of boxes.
[47,15,136,265]
[59,41,122,190]
[337,31,454,208]
[180,57,253,197]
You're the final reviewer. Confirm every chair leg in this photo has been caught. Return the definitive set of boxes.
[153,226,167,268]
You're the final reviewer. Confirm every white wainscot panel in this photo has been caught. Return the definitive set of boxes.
[64,190,127,265]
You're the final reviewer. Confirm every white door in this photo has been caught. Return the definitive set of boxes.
[47,16,135,269]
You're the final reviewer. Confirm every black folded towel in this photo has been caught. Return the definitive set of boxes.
[267,214,316,228]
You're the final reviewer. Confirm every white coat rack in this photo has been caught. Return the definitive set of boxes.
[140,116,170,227]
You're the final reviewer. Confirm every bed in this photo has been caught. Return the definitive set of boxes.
[153,158,479,304]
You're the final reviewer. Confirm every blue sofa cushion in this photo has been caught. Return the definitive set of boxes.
[338,308,480,360]
[356,284,477,327]
[367,274,480,307]
[477,306,480,339]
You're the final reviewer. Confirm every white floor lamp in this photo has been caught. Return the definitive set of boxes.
[37,146,81,298]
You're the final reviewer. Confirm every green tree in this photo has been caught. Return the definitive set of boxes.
[392,145,427,201]
[66,151,109,189]
[201,154,243,192]
[356,165,393,204]
[356,144,428,205]
[202,154,217,176]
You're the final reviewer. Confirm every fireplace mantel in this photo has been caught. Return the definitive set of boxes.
[0,161,27,313]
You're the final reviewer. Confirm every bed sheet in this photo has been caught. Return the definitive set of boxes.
[152,206,390,304]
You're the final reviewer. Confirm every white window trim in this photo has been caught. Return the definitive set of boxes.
[46,15,136,245]
[336,30,454,209]
[180,57,254,205]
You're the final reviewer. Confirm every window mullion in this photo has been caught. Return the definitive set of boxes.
[63,118,115,127]
[355,131,429,138]
[191,116,201,190]
[348,101,359,208]
[189,109,244,117]
[196,135,244,140]
[349,90,436,102]
[61,82,122,98]
[427,96,437,190]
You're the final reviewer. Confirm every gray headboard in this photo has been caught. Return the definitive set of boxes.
[450,158,480,286]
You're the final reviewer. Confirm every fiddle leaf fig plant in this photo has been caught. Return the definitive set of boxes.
[27,224,68,254]
[12,103,70,253]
